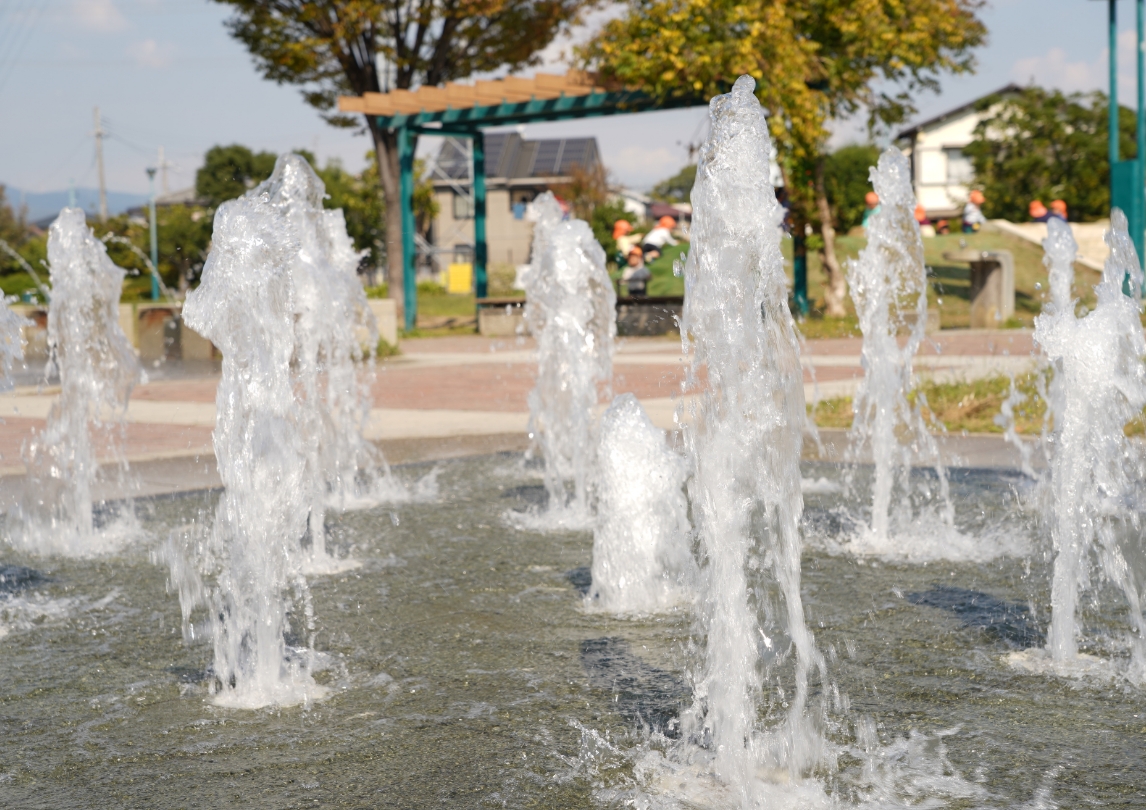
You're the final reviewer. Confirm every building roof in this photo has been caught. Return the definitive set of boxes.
[433,132,600,182]
[896,83,1024,140]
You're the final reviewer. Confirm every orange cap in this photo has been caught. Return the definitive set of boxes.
[628,245,643,257]
[657,215,676,229]
[864,191,879,206]
[914,204,927,222]
[969,189,985,205]
[1029,200,1047,217]
[1051,199,1067,216]
[613,219,633,239]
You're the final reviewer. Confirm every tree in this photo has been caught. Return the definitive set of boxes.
[650,164,696,203]
[213,0,592,317]
[581,0,986,316]
[549,163,634,257]
[823,143,880,234]
[964,87,1136,223]
[196,144,279,207]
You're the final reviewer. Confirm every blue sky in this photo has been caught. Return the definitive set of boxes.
[0,0,1134,197]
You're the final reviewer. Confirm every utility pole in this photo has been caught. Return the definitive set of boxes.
[157,146,171,196]
[146,167,159,301]
[93,106,108,223]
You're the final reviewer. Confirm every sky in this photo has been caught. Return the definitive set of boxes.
[0,0,1137,198]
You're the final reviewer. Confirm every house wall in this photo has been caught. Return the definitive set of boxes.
[901,102,1017,220]
[432,187,536,280]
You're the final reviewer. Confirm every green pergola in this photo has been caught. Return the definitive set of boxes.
[341,72,705,330]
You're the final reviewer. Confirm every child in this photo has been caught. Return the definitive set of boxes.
[963,189,986,233]
[622,246,651,297]
[641,216,678,262]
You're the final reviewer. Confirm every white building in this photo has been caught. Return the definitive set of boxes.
[896,84,1021,219]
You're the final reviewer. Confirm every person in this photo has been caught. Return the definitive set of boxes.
[613,219,639,265]
[914,204,936,238]
[1050,199,1068,221]
[934,219,951,235]
[1029,200,1049,222]
[962,189,986,233]
[641,215,678,261]
[622,246,651,297]
[862,191,880,229]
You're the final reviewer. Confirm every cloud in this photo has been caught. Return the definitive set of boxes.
[71,0,127,32]
[1010,29,1136,98]
[127,39,172,69]
[607,145,685,189]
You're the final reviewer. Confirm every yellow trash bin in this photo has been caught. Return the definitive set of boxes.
[447,263,473,294]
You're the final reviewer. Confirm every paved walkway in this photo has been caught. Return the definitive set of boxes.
[0,330,1039,485]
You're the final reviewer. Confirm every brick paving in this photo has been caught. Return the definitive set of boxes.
[0,331,1037,475]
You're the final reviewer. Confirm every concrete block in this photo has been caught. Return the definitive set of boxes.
[180,322,216,361]
[479,305,528,337]
[368,298,399,347]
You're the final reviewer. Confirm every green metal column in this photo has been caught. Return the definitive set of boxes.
[1138,0,1146,269]
[398,125,417,330]
[472,130,488,299]
[1111,0,1120,165]
[793,229,808,317]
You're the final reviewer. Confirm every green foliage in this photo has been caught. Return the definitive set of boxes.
[416,281,447,296]
[823,144,880,232]
[964,87,1136,222]
[364,284,390,299]
[196,143,278,207]
[375,336,401,358]
[650,164,697,203]
[589,200,635,258]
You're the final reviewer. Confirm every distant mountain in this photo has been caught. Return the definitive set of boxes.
[3,187,150,227]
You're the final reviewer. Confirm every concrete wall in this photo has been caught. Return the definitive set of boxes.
[8,295,399,365]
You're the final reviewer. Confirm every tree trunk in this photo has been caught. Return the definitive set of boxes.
[814,157,847,318]
[370,121,404,321]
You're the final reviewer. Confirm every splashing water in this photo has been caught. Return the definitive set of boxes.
[1013,209,1146,681]
[9,208,140,556]
[0,297,27,390]
[519,191,615,528]
[845,148,951,550]
[587,393,695,614]
[177,156,329,708]
[676,76,826,803]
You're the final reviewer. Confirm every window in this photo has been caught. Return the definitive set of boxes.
[453,192,474,220]
[944,148,974,184]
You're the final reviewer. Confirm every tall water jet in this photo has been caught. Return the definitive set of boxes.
[178,155,327,707]
[520,192,615,526]
[678,76,824,800]
[10,208,140,556]
[845,148,949,545]
[587,393,694,613]
[1027,209,1146,678]
[289,193,383,572]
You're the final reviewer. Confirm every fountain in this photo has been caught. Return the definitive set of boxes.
[587,393,695,613]
[673,76,826,801]
[845,148,951,553]
[174,155,329,707]
[1010,209,1146,680]
[518,191,615,528]
[9,207,141,556]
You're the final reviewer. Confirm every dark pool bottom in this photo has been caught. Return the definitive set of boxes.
[0,454,1142,809]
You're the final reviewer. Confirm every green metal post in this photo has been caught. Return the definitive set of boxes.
[146,167,159,301]
[398,126,417,330]
[793,229,808,317]
[472,130,488,299]
[1111,0,1120,165]
[1138,0,1146,271]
